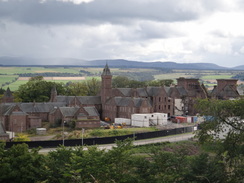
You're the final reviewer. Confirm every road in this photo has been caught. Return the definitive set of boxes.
[39,132,195,153]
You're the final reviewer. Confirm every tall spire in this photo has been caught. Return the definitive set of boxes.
[4,87,12,97]
[101,63,111,76]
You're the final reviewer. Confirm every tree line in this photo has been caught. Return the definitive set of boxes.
[12,76,174,102]
[17,71,93,77]
[232,73,244,81]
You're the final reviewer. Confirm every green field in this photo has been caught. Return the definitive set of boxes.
[0,67,240,91]
[201,75,233,80]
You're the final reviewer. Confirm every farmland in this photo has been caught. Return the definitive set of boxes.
[0,66,242,91]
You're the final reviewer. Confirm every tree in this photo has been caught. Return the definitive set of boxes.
[195,98,244,181]
[65,81,88,96]
[112,76,130,88]
[86,78,101,96]
[147,79,174,87]
[66,78,101,96]
[0,143,47,183]
[112,76,174,88]
[15,76,65,102]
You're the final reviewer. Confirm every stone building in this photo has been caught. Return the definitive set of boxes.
[99,65,208,121]
[0,64,241,134]
[211,79,240,99]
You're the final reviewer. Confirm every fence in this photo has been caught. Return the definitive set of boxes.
[5,126,195,149]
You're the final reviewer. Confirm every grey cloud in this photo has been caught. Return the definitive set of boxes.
[0,21,6,30]
[0,0,200,25]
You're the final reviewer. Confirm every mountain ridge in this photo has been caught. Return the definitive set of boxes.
[0,56,243,70]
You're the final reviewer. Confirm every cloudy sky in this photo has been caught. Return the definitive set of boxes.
[0,0,244,67]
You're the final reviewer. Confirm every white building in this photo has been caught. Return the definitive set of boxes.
[131,113,168,127]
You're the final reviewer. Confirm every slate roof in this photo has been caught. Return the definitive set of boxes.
[164,87,171,95]
[147,87,161,96]
[0,103,15,115]
[114,97,132,107]
[136,88,148,97]
[176,86,188,96]
[59,107,80,117]
[19,103,65,113]
[116,88,132,96]
[211,85,240,98]
[84,106,99,116]
[219,85,240,98]
[56,96,75,104]
[76,96,101,105]
[113,97,152,108]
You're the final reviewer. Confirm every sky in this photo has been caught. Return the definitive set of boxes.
[0,0,244,67]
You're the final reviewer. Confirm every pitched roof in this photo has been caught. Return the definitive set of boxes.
[113,97,152,108]
[101,63,111,76]
[164,87,171,95]
[19,103,63,113]
[211,85,240,98]
[56,96,75,104]
[114,97,132,106]
[175,86,188,96]
[84,106,99,116]
[147,87,161,96]
[76,96,101,105]
[116,88,132,96]
[219,85,240,98]
[0,103,15,115]
[136,88,148,97]
[59,107,80,117]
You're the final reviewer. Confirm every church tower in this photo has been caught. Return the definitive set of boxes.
[101,63,112,105]
[2,87,14,103]
[50,86,57,102]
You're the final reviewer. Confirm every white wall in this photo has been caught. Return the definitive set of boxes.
[131,113,168,127]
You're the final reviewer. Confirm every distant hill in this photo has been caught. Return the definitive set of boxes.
[0,56,243,70]
[87,59,227,70]
[232,65,244,70]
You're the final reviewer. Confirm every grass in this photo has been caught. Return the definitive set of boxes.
[2,80,27,91]
[0,75,17,87]
[154,73,194,80]
[201,74,233,80]
[2,77,102,91]
[0,66,240,91]
[36,126,159,140]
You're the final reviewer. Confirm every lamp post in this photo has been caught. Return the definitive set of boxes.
[81,128,85,146]
[62,120,66,146]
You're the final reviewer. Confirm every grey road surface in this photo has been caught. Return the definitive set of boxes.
[39,132,195,153]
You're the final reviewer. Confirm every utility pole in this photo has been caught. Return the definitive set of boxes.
[81,128,85,146]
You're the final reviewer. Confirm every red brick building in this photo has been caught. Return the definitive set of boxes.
[0,65,240,134]
[99,65,208,121]
[211,79,240,99]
